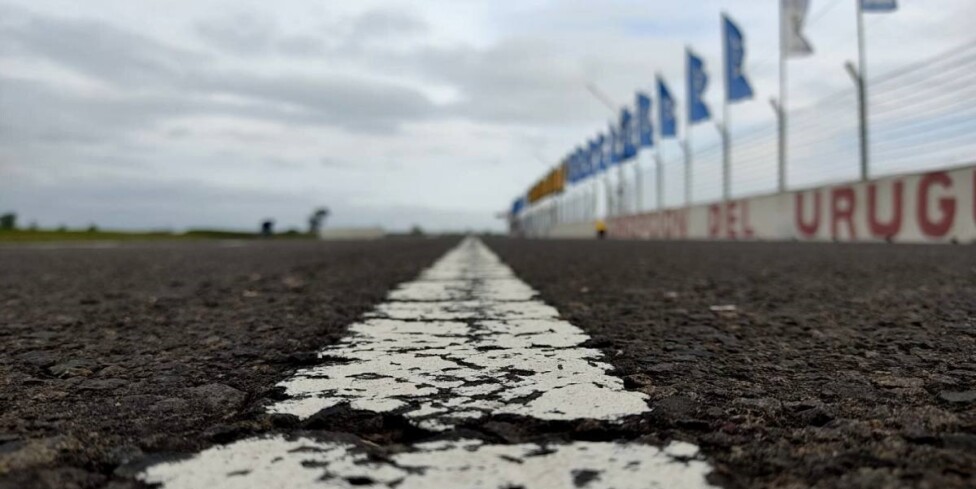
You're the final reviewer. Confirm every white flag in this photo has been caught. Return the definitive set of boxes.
[782,0,813,57]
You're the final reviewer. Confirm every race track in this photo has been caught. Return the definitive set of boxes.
[1,237,974,488]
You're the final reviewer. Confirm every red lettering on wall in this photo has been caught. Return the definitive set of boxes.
[725,201,739,239]
[795,191,821,238]
[917,172,956,238]
[741,200,756,238]
[708,204,721,238]
[638,213,651,239]
[831,187,857,240]
[868,180,903,239]
[668,210,688,239]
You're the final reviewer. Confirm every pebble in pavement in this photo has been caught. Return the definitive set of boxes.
[139,238,715,489]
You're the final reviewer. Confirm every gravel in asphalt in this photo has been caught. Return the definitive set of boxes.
[0,238,458,488]
[3,237,976,488]
[485,238,976,489]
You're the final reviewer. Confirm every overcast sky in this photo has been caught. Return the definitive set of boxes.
[1,0,972,232]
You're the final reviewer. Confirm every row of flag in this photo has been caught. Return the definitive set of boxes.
[517,0,898,213]
[563,10,753,185]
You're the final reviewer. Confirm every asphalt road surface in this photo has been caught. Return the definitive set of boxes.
[2,237,975,488]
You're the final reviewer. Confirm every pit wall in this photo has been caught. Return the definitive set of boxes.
[607,165,976,243]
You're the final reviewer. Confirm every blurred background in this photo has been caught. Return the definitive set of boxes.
[1,0,973,236]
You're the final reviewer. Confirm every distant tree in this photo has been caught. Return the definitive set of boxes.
[87,224,98,233]
[28,221,38,231]
[409,225,425,237]
[308,207,330,235]
[0,213,16,231]
[57,225,67,232]
[260,219,274,237]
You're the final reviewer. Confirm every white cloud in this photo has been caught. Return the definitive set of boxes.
[0,0,973,231]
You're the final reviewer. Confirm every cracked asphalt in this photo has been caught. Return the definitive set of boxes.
[486,238,976,488]
[2,237,976,488]
[0,238,458,488]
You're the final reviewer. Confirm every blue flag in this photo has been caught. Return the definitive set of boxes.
[597,133,608,169]
[581,147,590,179]
[723,15,753,102]
[566,154,583,183]
[620,108,637,160]
[581,146,591,177]
[607,125,620,165]
[657,77,677,138]
[579,145,589,178]
[591,137,604,173]
[573,147,585,180]
[861,0,897,12]
[511,196,525,215]
[637,92,654,147]
[687,49,711,123]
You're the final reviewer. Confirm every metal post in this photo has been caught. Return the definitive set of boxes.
[684,115,693,205]
[616,163,625,216]
[772,98,785,192]
[633,158,644,213]
[855,3,869,181]
[721,117,730,201]
[655,152,664,210]
[721,14,731,202]
[590,179,595,221]
[777,1,788,192]
[846,60,868,181]
[553,194,563,225]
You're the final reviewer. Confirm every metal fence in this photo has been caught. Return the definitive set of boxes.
[539,36,976,226]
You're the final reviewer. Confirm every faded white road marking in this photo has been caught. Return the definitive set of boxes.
[141,436,712,489]
[268,237,647,429]
[138,238,715,488]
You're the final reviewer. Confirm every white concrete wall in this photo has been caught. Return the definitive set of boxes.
[548,222,597,239]
[604,165,976,243]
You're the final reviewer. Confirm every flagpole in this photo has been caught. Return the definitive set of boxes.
[722,109,730,202]
[684,117,692,206]
[721,13,731,202]
[617,149,625,216]
[855,0,869,181]
[778,0,788,193]
[603,134,611,218]
[655,149,664,210]
[654,75,669,212]
[634,153,643,213]
[684,48,693,206]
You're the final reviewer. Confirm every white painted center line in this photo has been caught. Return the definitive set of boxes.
[268,238,646,429]
[139,238,715,488]
[141,436,711,489]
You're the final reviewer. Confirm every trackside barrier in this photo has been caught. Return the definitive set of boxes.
[606,164,976,243]
[547,222,596,239]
